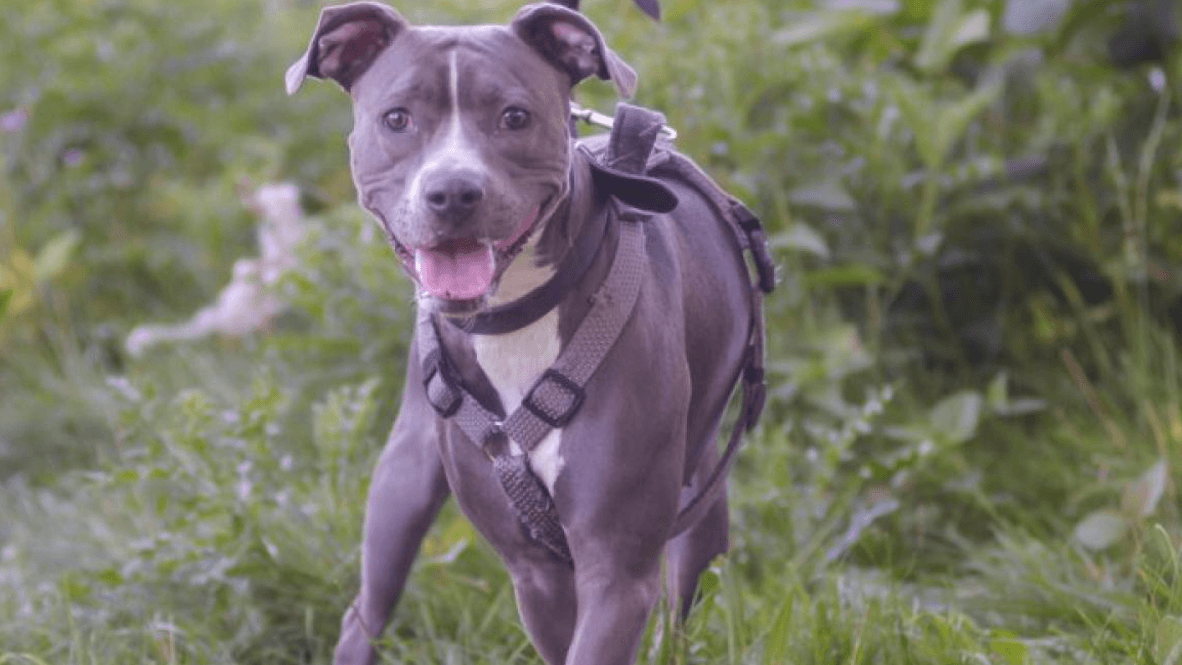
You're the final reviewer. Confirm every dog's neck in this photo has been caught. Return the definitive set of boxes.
[485,146,597,309]
[458,152,601,490]
[489,237,556,305]
[429,146,605,412]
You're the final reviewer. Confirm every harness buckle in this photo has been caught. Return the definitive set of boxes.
[422,349,462,418]
[522,369,585,428]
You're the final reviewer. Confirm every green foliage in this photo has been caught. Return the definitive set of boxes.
[4,0,1182,662]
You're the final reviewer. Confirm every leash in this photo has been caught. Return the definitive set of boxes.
[571,102,678,141]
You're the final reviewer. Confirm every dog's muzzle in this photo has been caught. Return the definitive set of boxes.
[396,206,541,308]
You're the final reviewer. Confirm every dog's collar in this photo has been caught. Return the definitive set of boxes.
[448,141,679,336]
[449,190,607,335]
[418,207,652,564]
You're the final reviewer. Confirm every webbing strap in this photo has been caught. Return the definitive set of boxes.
[418,101,774,560]
[667,285,767,537]
[605,104,666,175]
[504,214,647,451]
[489,434,572,562]
[418,215,648,564]
[589,107,774,539]
[418,310,575,563]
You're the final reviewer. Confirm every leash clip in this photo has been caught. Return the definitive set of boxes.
[571,103,678,141]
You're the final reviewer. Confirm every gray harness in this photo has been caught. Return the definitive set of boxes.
[418,104,773,565]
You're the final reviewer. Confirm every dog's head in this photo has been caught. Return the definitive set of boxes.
[286,2,635,314]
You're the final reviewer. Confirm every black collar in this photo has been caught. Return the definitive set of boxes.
[447,143,677,336]
[449,192,609,336]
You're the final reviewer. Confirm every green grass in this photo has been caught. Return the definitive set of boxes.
[5,0,1182,662]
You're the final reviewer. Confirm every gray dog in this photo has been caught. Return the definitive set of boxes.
[286,2,766,663]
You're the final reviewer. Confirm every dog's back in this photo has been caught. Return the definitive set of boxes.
[577,132,755,480]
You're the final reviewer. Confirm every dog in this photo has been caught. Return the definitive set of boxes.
[286,2,761,663]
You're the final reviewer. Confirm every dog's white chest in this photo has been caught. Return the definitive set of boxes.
[473,247,564,493]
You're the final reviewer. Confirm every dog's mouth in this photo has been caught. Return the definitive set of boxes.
[414,238,495,303]
[401,206,542,312]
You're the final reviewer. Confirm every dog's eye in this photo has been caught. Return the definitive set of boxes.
[383,108,412,132]
[500,107,531,131]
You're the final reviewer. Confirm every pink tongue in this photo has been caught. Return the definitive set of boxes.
[415,239,495,301]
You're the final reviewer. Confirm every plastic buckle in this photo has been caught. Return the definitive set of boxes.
[522,369,585,427]
[422,350,462,418]
[732,201,762,233]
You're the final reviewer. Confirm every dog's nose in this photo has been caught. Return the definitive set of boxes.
[424,174,485,223]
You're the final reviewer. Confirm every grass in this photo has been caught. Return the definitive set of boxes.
[4,0,1182,662]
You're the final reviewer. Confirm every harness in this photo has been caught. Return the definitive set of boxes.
[417,104,775,565]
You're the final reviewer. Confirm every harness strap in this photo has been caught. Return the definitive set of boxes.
[418,210,648,564]
[452,176,609,336]
[419,101,774,560]
[667,279,768,537]
[504,213,647,450]
[648,155,776,295]
[594,105,774,538]
[418,312,573,563]
[606,103,666,175]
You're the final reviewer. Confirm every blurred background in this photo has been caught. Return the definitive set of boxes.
[3,0,1182,662]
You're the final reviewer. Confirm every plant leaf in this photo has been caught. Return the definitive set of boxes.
[1,252,37,316]
[990,631,1029,665]
[771,223,831,259]
[774,10,877,47]
[932,78,1002,168]
[805,264,885,287]
[822,0,900,14]
[890,78,938,168]
[788,180,857,212]
[0,288,10,321]
[763,594,796,665]
[951,9,991,52]
[914,0,964,74]
[1157,616,1182,665]
[33,229,81,282]
[995,398,1047,417]
[1122,459,1169,519]
[986,372,1008,412]
[1002,0,1070,36]
[1074,509,1129,550]
[929,390,983,444]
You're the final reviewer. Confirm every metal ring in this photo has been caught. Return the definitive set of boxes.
[570,103,678,141]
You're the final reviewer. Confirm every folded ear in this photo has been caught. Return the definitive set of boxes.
[285,1,407,95]
[545,0,662,22]
[511,3,637,98]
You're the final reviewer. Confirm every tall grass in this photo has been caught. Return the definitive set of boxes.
[4,0,1182,662]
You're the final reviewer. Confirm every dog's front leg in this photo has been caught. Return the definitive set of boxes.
[565,558,664,665]
[560,430,684,663]
[335,344,450,665]
[507,555,578,665]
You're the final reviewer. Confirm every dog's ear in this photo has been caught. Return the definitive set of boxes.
[512,3,637,98]
[545,0,662,22]
[285,2,407,95]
